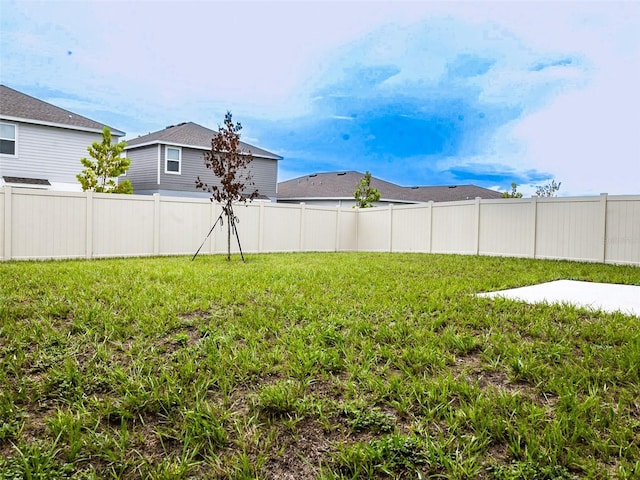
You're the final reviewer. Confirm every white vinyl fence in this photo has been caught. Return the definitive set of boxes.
[1,187,639,265]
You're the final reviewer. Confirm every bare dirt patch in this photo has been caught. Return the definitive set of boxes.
[261,418,333,479]
[451,353,558,407]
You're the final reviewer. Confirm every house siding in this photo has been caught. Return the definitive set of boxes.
[127,145,277,199]
[125,144,159,192]
[158,147,204,193]
[249,157,278,199]
[0,121,106,185]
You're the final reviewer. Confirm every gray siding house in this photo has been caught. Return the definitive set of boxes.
[124,122,281,200]
[277,171,503,207]
[0,85,125,191]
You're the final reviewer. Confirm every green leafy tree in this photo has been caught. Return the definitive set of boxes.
[196,111,258,261]
[354,171,381,208]
[501,182,523,198]
[77,127,133,193]
[536,179,561,197]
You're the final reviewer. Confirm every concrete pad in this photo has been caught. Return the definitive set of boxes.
[478,280,640,317]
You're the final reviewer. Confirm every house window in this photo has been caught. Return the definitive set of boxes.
[0,123,16,155]
[165,146,181,174]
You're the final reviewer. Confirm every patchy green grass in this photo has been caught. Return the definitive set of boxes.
[1,253,639,479]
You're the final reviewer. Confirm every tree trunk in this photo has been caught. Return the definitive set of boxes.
[226,207,231,261]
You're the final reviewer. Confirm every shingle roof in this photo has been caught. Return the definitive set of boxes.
[0,85,124,135]
[125,122,282,160]
[277,171,503,203]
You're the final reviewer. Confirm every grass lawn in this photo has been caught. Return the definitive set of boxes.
[1,253,639,479]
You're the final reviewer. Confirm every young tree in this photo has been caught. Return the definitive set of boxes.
[195,111,258,261]
[535,180,561,197]
[354,171,381,208]
[77,127,133,193]
[501,182,523,198]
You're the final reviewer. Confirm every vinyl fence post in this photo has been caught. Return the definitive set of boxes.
[258,201,264,253]
[355,206,360,252]
[530,197,538,259]
[3,187,11,261]
[427,201,434,254]
[153,193,160,256]
[85,191,93,259]
[299,203,306,252]
[388,203,394,252]
[210,201,217,255]
[474,197,481,255]
[598,193,608,263]
[335,206,341,252]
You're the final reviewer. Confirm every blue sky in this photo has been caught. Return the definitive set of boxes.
[1,0,638,196]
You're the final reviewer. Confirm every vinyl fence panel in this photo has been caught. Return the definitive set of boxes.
[431,200,477,254]
[1,188,639,265]
[158,196,213,255]
[391,204,431,252]
[534,196,605,262]
[0,189,5,260]
[303,206,339,252]
[92,194,155,257]
[10,189,87,259]
[358,207,390,252]
[605,196,640,264]
[337,208,358,252]
[478,199,534,258]
[218,202,261,254]
[262,203,302,252]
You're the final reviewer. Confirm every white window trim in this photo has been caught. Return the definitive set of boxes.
[164,145,182,175]
[0,122,17,157]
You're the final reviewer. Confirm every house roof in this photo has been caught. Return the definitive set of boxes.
[125,121,282,160]
[277,171,503,203]
[0,85,125,136]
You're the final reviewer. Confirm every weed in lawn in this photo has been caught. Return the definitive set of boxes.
[487,461,576,479]
[252,379,306,418]
[179,400,228,454]
[0,392,24,442]
[46,407,92,463]
[341,402,396,434]
[0,435,74,480]
[331,433,431,478]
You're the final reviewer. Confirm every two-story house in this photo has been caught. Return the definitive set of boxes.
[0,85,125,191]
[124,122,281,200]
